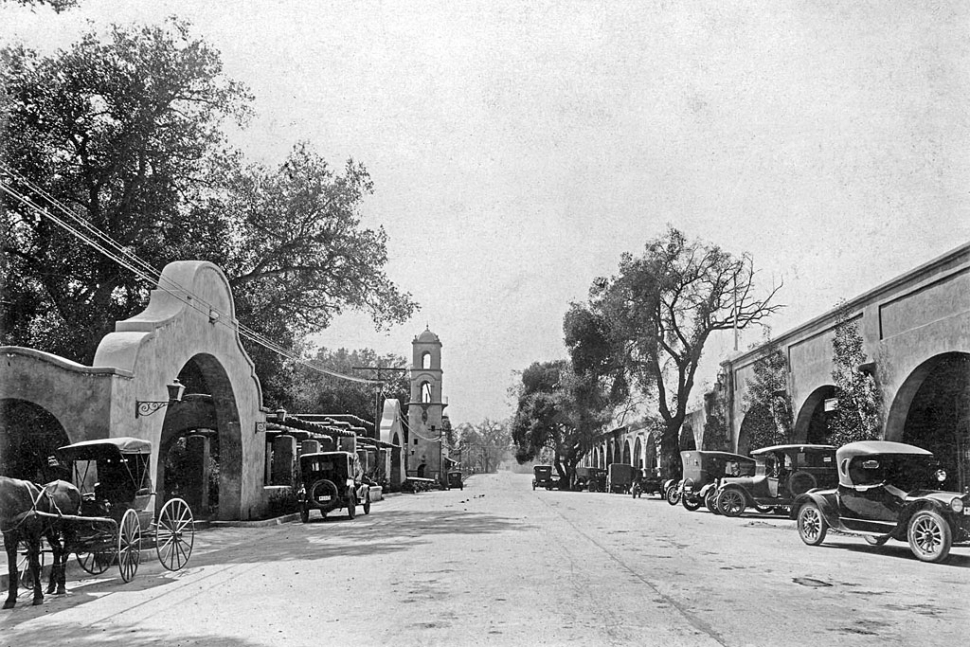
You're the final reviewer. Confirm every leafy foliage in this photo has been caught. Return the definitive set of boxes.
[0,21,417,408]
[576,227,783,477]
[455,419,510,473]
[829,304,882,445]
[742,345,794,451]
[284,347,410,427]
[510,360,613,485]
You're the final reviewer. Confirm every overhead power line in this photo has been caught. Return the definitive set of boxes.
[0,164,382,386]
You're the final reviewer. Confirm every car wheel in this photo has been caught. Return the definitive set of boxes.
[347,492,356,519]
[705,490,721,515]
[864,535,888,546]
[363,493,371,515]
[907,509,952,563]
[797,502,827,546]
[300,506,309,524]
[718,488,746,517]
[682,494,702,511]
[665,484,681,506]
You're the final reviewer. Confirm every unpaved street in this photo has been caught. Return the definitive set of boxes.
[2,471,968,647]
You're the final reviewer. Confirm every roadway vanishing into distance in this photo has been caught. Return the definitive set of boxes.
[2,471,967,647]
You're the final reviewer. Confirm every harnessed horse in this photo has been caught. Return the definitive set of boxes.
[1,476,81,609]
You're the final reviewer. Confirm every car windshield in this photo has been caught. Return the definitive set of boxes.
[724,459,755,477]
[849,454,940,490]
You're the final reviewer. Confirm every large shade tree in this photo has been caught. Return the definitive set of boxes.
[455,419,510,474]
[510,359,613,486]
[0,20,417,405]
[574,227,783,479]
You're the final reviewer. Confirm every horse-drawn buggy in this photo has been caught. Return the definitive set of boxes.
[2,436,195,609]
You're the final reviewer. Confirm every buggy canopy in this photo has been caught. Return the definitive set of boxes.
[56,436,153,461]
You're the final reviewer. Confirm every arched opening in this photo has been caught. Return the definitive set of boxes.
[0,400,71,481]
[622,440,632,465]
[391,432,402,485]
[159,354,242,521]
[633,437,643,468]
[420,381,432,403]
[422,352,432,370]
[893,353,970,492]
[644,434,657,469]
[793,385,838,445]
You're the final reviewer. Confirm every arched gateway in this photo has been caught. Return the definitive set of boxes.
[1,261,268,520]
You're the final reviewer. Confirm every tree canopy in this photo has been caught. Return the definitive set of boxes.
[455,419,510,473]
[573,226,783,477]
[829,304,882,445]
[0,20,417,406]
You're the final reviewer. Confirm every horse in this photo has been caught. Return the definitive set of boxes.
[1,476,81,609]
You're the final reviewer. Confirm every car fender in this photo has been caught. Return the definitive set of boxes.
[896,498,950,537]
[790,491,838,526]
[699,483,718,499]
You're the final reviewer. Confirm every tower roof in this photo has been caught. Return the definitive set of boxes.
[415,327,440,344]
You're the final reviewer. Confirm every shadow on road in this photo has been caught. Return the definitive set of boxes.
[811,539,970,568]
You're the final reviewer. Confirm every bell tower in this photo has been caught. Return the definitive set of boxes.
[408,327,447,482]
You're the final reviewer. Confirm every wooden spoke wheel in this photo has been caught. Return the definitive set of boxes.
[76,534,114,576]
[16,539,44,592]
[117,509,142,582]
[156,498,195,571]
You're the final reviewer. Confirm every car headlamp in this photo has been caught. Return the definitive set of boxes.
[950,498,964,514]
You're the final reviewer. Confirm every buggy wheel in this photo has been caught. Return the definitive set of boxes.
[797,502,827,546]
[118,509,141,582]
[157,498,195,571]
[908,510,952,563]
[363,493,371,515]
[347,491,356,519]
[16,539,45,592]
[76,543,114,575]
[665,484,681,506]
[717,488,747,517]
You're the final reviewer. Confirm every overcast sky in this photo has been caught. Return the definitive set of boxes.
[3,1,968,425]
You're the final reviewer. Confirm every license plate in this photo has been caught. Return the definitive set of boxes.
[317,495,331,502]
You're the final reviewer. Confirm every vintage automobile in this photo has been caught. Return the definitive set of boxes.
[446,470,464,491]
[532,465,559,490]
[675,450,758,513]
[607,463,636,494]
[793,441,970,563]
[715,444,838,517]
[585,468,608,492]
[632,467,665,498]
[298,451,371,522]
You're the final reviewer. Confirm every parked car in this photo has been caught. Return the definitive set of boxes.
[676,450,758,513]
[446,470,464,490]
[793,441,970,563]
[298,451,371,522]
[532,465,559,490]
[607,463,636,494]
[716,444,838,517]
[586,468,608,493]
[632,467,665,498]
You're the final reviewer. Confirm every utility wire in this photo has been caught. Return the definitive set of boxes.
[0,166,383,386]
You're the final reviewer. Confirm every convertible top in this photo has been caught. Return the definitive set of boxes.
[56,436,153,460]
[751,444,835,456]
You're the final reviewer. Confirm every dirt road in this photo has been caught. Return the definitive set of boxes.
[2,470,967,646]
